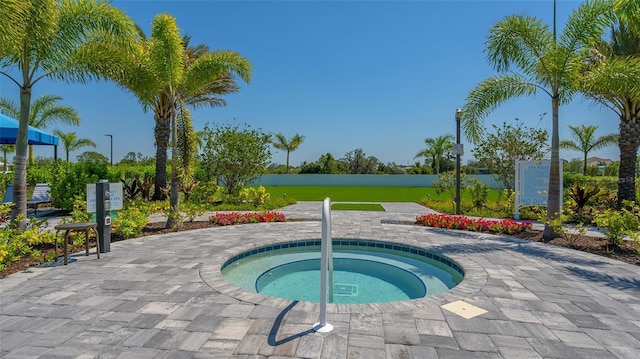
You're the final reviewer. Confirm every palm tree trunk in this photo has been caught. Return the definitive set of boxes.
[583,152,587,175]
[10,86,32,228]
[618,115,639,205]
[29,144,34,166]
[543,96,561,240]
[166,106,181,229]
[153,113,171,201]
[286,151,290,174]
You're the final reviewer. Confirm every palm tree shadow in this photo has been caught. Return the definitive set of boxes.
[268,300,315,347]
[424,227,610,267]
[565,266,640,292]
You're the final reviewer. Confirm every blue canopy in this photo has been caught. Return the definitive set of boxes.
[0,113,60,145]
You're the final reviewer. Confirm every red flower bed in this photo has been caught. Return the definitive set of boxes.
[209,211,286,226]
[416,214,532,235]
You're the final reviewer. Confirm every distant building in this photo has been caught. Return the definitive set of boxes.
[586,157,613,166]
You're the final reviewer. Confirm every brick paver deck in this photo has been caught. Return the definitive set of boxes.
[1,202,639,358]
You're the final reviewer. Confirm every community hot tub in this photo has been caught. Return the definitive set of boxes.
[222,239,464,304]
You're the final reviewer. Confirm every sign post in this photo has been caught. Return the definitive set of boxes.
[87,181,123,253]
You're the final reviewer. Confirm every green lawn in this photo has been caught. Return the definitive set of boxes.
[262,186,503,202]
[331,203,385,211]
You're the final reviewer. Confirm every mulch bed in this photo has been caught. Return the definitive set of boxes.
[2,219,638,279]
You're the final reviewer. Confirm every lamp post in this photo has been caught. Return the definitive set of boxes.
[104,134,113,166]
[455,109,462,215]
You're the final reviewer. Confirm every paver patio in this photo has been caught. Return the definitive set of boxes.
[1,202,639,358]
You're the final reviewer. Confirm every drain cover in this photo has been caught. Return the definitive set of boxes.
[333,283,359,296]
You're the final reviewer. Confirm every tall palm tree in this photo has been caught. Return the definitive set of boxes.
[414,134,454,174]
[0,0,137,227]
[560,125,617,175]
[578,9,640,205]
[172,35,241,191]
[460,0,615,240]
[0,145,15,172]
[272,133,305,174]
[0,95,80,165]
[53,130,96,162]
[110,14,251,228]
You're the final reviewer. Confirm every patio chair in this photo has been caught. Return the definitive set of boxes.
[27,183,51,215]
[2,184,13,205]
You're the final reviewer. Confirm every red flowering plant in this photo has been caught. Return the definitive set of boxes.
[209,211,286,226]
[416,214,532,235]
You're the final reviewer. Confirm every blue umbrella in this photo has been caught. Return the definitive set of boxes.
[0,113,60,145]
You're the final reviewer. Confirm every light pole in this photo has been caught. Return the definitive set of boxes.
[455,109,462,215]
[104,134,113,166]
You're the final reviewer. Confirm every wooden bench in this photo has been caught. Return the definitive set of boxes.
[54,222,100,265]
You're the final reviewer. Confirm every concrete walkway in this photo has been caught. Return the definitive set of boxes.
[1,202,639,358]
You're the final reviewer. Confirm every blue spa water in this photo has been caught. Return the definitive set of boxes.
[222,241,464,304]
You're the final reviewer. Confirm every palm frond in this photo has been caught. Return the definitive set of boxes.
[579,57,640,102]
[0,97,19,118]
[183,51,252,95]
[43,0,139,84]
[461,74,537,143]
[149,14,184,89]
[175,106,197,182]
[0,0,30,56]
[486,15,552,75]
[180,71,240,109]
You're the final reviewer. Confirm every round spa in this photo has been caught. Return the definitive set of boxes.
[221,239,464,304]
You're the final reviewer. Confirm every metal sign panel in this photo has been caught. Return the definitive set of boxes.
[86,182,123,213]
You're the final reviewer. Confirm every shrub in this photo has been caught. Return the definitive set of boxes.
[111,201,151,239]
[181,202,205,222]
[188,181,221,205]
[566,179,602,217]
[50,161,108,210]
[239,186,270,207]
[594,201,640,246]
[467,178,489,209]
[26,163,56,186]
[0,216,56,271]
[545,213,587,247]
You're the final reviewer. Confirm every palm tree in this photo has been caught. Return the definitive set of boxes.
[460,0,615,240]
[109,14,251,228]
[172,35,241,194]
[560,125,617,175]
[0,95,80,165]
[0,0,137,227]
[414,134,454,174]
[578,9,640,205]
[272,133,305,174]
[0,145,15,172]
[53,131,96,162]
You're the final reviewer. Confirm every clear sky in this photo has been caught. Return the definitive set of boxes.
[0,0,623,166]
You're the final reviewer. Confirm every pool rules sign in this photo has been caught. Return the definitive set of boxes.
[86,182,123,213]
[514,160,562,220]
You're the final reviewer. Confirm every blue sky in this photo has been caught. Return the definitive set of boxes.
[0,0,622,166]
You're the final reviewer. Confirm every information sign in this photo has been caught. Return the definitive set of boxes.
[514,160,562,219]
[87,182,123,213]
